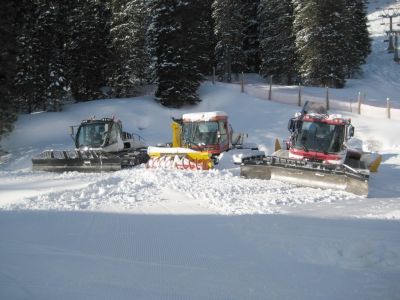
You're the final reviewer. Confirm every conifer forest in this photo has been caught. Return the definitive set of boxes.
[0,0,370,140]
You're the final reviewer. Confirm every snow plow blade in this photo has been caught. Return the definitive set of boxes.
[32,150,122,172]
[240,156,369,197]
[146,146,213,170]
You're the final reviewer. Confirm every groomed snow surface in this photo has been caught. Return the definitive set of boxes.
[1,1,400,299]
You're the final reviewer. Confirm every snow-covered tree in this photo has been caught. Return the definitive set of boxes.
[212,0,246,82]
[14,0,47,113]
[42,0,70,112]
[293,0,347,88]
[343,0,371,77]
[66,0,111,101]
[258,0,296,84]
[14,0,70,113]
[148,0,204,107]
[242,0,260,73]
[0,1,20,140]
[109,0,151,97]
[193,0,215,76]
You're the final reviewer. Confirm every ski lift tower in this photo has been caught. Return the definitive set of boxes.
[380,6,400,53]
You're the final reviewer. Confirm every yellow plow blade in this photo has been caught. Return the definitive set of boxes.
[360,152,382,173]
[147,147,213,170]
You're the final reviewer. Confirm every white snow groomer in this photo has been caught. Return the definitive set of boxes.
[32,117,149,172]
[147,111,261,170]
[241,102,381,196]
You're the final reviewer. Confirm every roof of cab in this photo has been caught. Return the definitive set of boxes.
[182,111,228,122]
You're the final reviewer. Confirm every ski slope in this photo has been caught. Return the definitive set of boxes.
[1,211,400,300]
[1,1,400,299]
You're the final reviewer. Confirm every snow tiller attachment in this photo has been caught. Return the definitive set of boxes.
[241,102,381,197]
[32,117,149,172]
[147,111,260,170]
[147,147,213,170]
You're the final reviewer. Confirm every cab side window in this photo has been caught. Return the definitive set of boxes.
[109,124,120,144]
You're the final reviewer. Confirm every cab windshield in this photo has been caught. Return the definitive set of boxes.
[294,121,345,153]
[182,121,219,146]
[77,123,107,148]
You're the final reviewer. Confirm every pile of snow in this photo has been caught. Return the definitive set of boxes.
[0,167,356,215]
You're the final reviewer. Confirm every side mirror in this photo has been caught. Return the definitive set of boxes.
[348,125,355,138]
[104,123,109,132]
[288,118,297,133]
[217,131,221,139]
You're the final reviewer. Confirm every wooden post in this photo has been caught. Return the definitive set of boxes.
[212,67,215,84]
[363,92,367,112]
[268,75,273,100]
[394,35,399,62]
[298,83,302,107]
[357,91,361,115]
[241,72,244,93]
[387,16,395,53]
[325,86,330,111]
[387,97,391,119]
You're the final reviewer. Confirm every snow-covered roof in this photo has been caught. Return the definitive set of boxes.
[303,113,351,125]
[182,111,227,122]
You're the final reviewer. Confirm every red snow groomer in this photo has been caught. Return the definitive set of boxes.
[241,102,381,196]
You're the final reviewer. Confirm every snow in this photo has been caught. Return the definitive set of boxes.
[147,146,199,154]
[182,111,227,122]
[1,1,400,299]
[2,211,399,300]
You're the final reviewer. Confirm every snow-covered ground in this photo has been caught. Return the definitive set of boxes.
[1,1,400,299]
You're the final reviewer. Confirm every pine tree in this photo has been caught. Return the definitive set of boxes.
[343,0,371,77]
[242,0,260,73]
[356,0,371,63]
[66,0,111,101]
[0,1,20,141]
[212,0,246,82]
[109,0,151,97]
[193,0,215,76]
[293,0,347,88]
[258,0,296,84]
[14,0,70,113]
[148,0,204,107]
[44,0,70,112]
[14,0,47,113]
